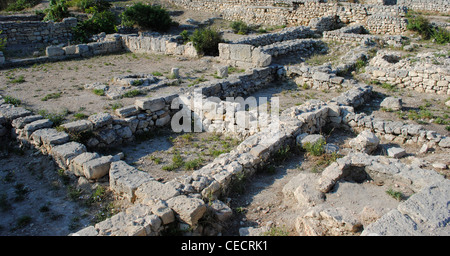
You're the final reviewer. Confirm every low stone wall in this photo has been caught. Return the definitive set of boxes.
[0,17,77,53]
[168,0,408,34]
[365,50,450,95]
[219,39,325,68]
[397,0,450,13]
[229,25,314,46]
[323,25,406,47]
[0,33,198,69]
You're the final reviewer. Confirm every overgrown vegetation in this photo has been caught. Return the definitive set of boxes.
[72,9,118,43]
[230,20,252,35]
[120,3,173,32]
[67,0,111,13]
[406,12,450,44]
[189,28,223,56]
[3,0,41,12]
[0,30,6,52]
[43,0,70,22]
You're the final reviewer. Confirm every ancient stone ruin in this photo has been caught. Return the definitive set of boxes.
[0,0,449,237]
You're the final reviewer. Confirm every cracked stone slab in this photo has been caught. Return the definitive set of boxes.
[109,160,154,202]
[167,195,207,226]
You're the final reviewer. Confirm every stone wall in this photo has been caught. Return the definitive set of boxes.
[323,25,407,46]
[0,32,198,69]
[168,0,408,34]
[365,50,450,95]
[396,0,450,13]
[0,17,77,53]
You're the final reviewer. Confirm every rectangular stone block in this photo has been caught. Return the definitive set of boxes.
[83,155,114,180]
[51,142,87,168]
[109,160,154,202]
[135,97,165,112]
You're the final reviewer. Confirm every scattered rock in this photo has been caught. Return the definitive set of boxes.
[348,130,379,154]
[386,146,406,158]
[380,97,402,111]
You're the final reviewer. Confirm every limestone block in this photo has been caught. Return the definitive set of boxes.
[167,195,207,226]
[46,46,65,57]
[229,44,253,62]
[386,146,406,158]
[31,128,70,148]
[135,180,179,202]
[209,200,233,222]
[88,112,113,129]
[380,97,402,111]
[109,160,154,202]
[23,119,53,137]
[115,105,139,118]
[0,105,31,121]
[348,130,379,154]
[61,120,93,133]
[82,155,114,180]
[69,152,100,177]
[51,142,87,168]
[135,97,165,112]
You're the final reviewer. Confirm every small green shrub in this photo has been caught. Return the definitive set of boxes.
[386,188,404,201]
[0,30,6,52]
[44,0,70,22]
[433,27,450,45]
[67,0,111,13]
[4,0,41,12]
[230,20,251,35]
[120,3,173,32]
[72,10,118,43]
[184,157,204,170]
[122,89,143,98]
[302,138,326,157]
[38,109,68,126]
[41,92,61,101]
[189,28,223,56]
[407,13,450,44]
[3,95,21,106]
[92,88,105,96]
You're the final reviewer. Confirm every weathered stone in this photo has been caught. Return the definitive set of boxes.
[46,46,65,57]
[216,65,228,78]
[209,200,233,222]
[348,130,379,154]
[61,120,93,133]
[31,128,70,148]
[135,180,179,201]
[51,142,87,168]
[115,105,139,118]
[361,209,424,236]
[109,161,154,202]
[296,133,325,148]
[135,97,165,112]
[12,115,43,129]
[283,173,324,207]
[438,137,450,148]
[69,152,100,176]
[167,195,207,226]
[155,115,171,127]
[23,119,53,137]
[83,155,114,180]
[296,207,362,236]
[398,180,450,231]
[387,146,406,159]
[88,112,113,129]
[380,97,402,111]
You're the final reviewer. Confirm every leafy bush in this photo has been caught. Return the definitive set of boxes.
[433,27,450,45]
[189,28,223,56]
[230,20,252,35]
[44,0,70,22]
[0,30,6,52]
[120,3,173,32]
[67,0,111,13]
[4,0,41,12]
[407,13,450,44]
[72,10,118,43]
[302,138,326,156]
